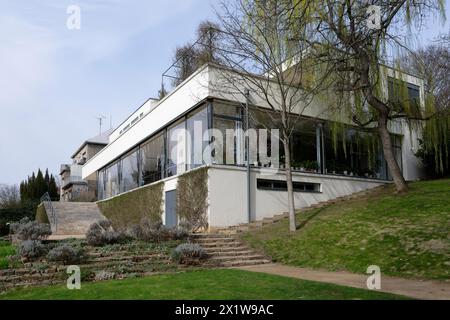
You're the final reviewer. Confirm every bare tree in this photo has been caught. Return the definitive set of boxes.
[0,185,20,209]
[402,34,450,112]
[213,0,319,231]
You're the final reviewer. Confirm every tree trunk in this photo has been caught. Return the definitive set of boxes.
[283,139,297,232]
[378,114,408,193]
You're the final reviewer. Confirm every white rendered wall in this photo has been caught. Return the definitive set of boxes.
[109,99,159,142]
[208,165,387,228]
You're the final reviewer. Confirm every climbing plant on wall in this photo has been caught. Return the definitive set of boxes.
[176,167,209,232]
[97,182,163,230]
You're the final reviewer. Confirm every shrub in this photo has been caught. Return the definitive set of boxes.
[168,226,189,240]
[10,217,51,240]
[18,240,47,261]
[47,244,86,265]
[86,220,125,246]
[127,217,167,242]
[127,217,189,242]
[171,243,207,265]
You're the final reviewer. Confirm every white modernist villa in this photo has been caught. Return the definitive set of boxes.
[82,63,425,230]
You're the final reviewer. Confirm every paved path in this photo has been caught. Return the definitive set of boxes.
[234,263,450,300]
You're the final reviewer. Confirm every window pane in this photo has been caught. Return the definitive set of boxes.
[105,162,120,198]
[248,107,284,167]
[213,101,242,119]
[167,120,186,176]
[187,106,210,170]
[212,115,245,165]
[120,149,139,193]
[323,126,385,179]
[141,132,165,185]
[97,170,105,200]
[291,119,317,170]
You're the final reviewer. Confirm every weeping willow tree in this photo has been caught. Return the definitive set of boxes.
[214,0,318,231]
[398,37,450,174]
[273,0,447,193]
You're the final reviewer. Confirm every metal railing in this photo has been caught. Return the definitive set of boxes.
[40,192,57,234]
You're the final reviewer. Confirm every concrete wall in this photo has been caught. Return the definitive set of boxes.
[208,165,387,228]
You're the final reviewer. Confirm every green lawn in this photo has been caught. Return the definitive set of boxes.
[0,240,15,269]
[0,269,406,300]
[243,179,450,280]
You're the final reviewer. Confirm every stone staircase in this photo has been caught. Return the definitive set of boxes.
[45,202,106,239]
[190,234,271,267]
[214,185,387,234]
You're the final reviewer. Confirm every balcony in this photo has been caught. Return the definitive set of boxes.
[61,164,85,189]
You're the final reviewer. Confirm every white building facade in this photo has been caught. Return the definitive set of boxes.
[82,64,425,229]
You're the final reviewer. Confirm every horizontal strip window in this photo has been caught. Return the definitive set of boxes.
[257,179,321,193]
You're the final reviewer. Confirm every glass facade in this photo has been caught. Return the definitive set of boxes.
[323,126,387,179]
[186,107,210,170]
[167,119,186,177]
[105,161,120,199]
[291,119,318,171]
[96,99,402,200]
[140,132,165,185]
[212,102,243,165]
[120,148,139,193]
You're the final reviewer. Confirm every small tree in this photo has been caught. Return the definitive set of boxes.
[170,20,222,87]
[214,0,318,231]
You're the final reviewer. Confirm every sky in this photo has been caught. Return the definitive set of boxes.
[0,0,449,186]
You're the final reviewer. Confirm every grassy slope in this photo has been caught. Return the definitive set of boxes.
[243,179,450,280]
[0,241,15,269]
[0,269,406,300]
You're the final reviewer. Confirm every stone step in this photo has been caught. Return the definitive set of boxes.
[219,259,272,267]
[194,237,236,243]
[210,254,267,262]
[202,246,250,253]
[41,201,106,237]
[198,241,246,248]
[207,250,259,257]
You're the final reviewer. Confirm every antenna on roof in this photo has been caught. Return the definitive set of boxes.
[94,115,107,135]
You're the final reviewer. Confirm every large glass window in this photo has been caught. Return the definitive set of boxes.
[167,119,186,176]
[291,119,318,171]
[140,132,165,185]
[105,161,120,199]
[388,77,421,111]
[323,125,386,179]
[249,107,285,168]
[212,102,244,165]
[97,169,106,200]
[186,106,210,170]
[120,149,139,193]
